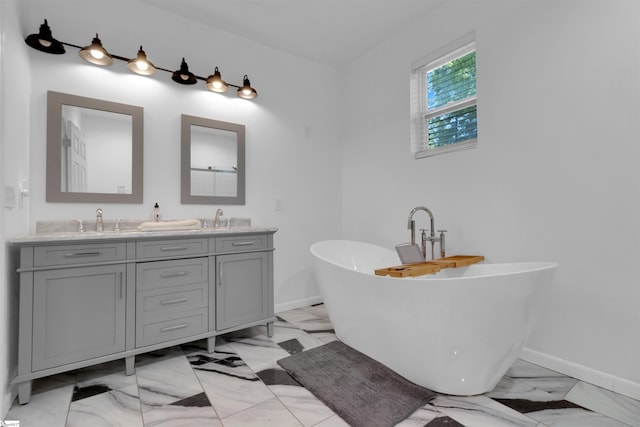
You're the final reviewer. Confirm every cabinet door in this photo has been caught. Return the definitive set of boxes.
[32,264,126,371]
[216,252,269,331]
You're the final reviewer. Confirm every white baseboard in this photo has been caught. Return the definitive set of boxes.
[521,347,640,401]
[274,295,323,314]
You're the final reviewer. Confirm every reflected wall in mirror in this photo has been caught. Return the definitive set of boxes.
[46,91,143,203]
[181,114,245,205]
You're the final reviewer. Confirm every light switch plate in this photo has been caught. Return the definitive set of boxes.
[275,197,284,212]
[4,185,16,209]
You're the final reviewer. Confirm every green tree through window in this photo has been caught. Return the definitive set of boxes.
[426,51,477,148]
[427,51,476,109]
[412,38,477,157]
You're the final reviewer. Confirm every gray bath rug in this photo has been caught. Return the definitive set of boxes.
[277,340,435,427]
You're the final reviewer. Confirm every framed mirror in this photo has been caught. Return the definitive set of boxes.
[46,91,143,203]
[181,114,245,205]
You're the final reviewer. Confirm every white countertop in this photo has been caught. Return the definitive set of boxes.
[9,226,278,245]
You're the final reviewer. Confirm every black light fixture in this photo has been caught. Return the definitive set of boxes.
[127,46,156,75]
[24,20,258,99]
[237,75,258,100]
[205,67,228,93]
[79,34,113,66]
[25,19,65,54]
[171,58,197,85]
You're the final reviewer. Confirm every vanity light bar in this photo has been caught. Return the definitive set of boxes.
[25,19,258,100]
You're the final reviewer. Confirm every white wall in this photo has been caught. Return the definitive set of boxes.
[2,0,343,414]
[1,0,32,417]
[24,0,343,312]
[341,0,640,398]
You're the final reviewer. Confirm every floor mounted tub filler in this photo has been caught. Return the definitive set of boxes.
[310,240,558,396]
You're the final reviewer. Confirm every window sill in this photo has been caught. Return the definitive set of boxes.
[415,139,477,159]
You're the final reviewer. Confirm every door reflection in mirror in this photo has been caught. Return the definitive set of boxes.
[61,105,133,194]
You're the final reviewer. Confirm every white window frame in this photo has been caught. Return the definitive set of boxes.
[411,32,477,159]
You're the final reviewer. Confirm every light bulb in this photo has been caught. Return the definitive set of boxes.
[90,49,104,59]
[136,60,148,71]
[237,74,257,99]
[79,34,112,66]
[127,46,155,75]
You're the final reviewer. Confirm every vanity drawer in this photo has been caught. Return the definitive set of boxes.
[136,310,207,347]
[34,242,127,267]
[136,238,207,259]
[215,234,270,253]
[137,284,207,318]
[136,258,208,291]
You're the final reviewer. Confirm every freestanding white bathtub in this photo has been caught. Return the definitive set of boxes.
[310,240,557,396]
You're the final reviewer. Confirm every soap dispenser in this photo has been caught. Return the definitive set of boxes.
[151,202,162,222]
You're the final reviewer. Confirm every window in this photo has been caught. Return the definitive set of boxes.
[411,34,477,158]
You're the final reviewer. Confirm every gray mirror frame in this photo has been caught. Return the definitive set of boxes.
[46,91,144,203]
[181,114,246,205]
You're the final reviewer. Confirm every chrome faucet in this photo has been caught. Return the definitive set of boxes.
[96,208,103,232]
[214,208,223,228]
[407,206,446,260]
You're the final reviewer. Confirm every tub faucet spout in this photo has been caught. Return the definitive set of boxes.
[407,206,445,260]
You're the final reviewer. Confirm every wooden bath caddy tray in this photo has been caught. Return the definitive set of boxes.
[428,255,485,268]
[375,255,484,278]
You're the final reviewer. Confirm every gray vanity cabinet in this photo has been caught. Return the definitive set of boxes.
[32,264,126,371]
[12,228,276,405]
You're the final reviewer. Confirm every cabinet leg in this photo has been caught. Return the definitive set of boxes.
[207,336,216,353]
[17,381,32,405]
[267,321,274,338]
[125,356,135,375]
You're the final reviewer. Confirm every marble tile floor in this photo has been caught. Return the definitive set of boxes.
[6,304,640,427]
